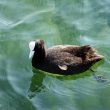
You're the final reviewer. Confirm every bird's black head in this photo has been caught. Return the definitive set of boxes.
[34,39,44,51]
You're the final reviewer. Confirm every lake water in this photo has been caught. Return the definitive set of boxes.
[0,0,110,110]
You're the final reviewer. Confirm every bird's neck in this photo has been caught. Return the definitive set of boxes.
[32,48,46,66]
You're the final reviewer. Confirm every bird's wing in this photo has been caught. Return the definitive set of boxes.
[47,51,82,71]
[58,55,82,70]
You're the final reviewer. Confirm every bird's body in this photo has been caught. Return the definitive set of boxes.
[29,40,103,75]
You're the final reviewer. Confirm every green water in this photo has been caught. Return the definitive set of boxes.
[0,0,110,110]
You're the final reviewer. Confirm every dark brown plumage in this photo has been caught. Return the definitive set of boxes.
[29,39,104,75]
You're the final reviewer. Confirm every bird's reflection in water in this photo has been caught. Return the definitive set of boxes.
[28,68,46,99]
[28,68,91,98]
[28,60,106,98]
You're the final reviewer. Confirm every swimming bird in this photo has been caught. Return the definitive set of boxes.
[29,39,104,75]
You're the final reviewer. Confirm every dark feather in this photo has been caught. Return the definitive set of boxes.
[30,40,104,75]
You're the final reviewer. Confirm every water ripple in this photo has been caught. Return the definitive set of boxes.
[10,7,55,28]
[44,73,110,98]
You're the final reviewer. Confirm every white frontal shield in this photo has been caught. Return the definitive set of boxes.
[29,41,35,59]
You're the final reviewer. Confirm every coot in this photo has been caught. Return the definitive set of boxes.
[29,39,104,75]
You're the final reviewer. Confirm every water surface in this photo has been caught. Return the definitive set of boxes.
[0,0,110,110]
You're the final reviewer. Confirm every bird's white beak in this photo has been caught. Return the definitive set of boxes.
[29,41,35,59]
